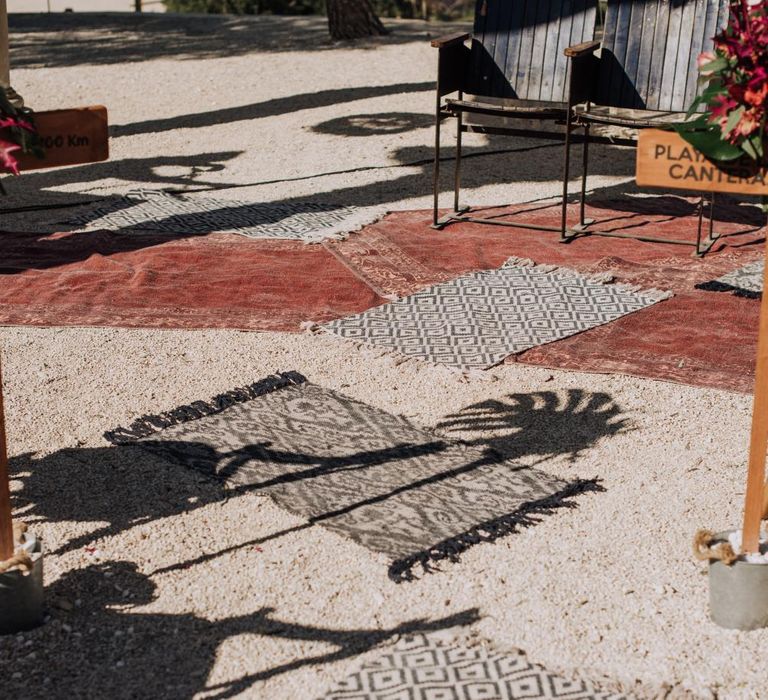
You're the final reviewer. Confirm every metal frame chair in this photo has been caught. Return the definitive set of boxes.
[431,0,599,233]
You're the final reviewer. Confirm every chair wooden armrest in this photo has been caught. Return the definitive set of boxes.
[564,41,600,106]
[431,32,471,49]
[564,40,601,58]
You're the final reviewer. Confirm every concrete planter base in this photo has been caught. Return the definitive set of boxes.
[709,531,768,631]
[0,534,44,635]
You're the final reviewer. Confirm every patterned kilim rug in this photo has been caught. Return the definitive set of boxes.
[53,189,380,242]
[696,258,763,298]
[321,258,673,371]
[105,373,598,581]
[320,633,626,699]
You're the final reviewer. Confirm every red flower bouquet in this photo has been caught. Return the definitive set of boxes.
[676,0,767,164]
[0,89,41,190]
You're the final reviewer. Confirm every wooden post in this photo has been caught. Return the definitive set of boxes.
[135,0,142,12]
[636,131,768,554]
[742,242,768,553]
[0,0,9,91]
[0,352,13,562]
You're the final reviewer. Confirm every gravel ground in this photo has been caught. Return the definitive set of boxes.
[0,13,764,699]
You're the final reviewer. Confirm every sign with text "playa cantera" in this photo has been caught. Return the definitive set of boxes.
[636,129,768,196]
[14,106,109,171]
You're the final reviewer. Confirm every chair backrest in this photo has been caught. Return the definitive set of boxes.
[466,0,599,102]
[597,0,729,111]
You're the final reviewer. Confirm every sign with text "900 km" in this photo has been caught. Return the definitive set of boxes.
[15,106,109,171]
[636,128,768,196]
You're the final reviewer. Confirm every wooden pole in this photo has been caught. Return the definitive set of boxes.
[0,352,13,561]
[741,241,768,553]
[0,0,13,562]
[0,0,9,92]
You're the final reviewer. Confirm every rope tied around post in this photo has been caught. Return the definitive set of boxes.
[693,529,738,566]
[0,550,32,574]
[0,521,32,574]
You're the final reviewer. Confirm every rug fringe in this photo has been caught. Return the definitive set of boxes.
[305,323,502,379]
[388,478,604,582]
[502,256,673,302]
[104,371,307,445]
[301,207,387,244]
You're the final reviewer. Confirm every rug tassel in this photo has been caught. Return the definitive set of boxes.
[104,371,307,445]
[388,478,604,582]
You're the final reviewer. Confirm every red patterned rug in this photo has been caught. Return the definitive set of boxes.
[1,196,763,393]
[0,230,384,330]
[325,199,765,394]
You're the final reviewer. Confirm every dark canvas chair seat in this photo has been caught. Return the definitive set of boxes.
[572,104,688,128]
[562,0,738,255]
[444,96,568,120]
[431,0,599,229]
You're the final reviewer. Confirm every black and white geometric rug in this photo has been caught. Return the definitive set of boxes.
[53,189,380,242]
[696,258,763,298]
[105,373,598,581]
[321,258,673,371]
[320,633,627,699]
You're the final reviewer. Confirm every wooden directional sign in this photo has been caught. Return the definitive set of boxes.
[636,128,768,555]
[636,128,768,196]
[13,105,109,171]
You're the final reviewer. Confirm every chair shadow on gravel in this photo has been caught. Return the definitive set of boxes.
[0,558,479,699]
[311,112,434,138]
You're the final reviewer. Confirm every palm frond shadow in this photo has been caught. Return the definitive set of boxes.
[437,389,633,463]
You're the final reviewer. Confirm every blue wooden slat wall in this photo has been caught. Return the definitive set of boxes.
[467,0,598,101]
[596,0,729,111]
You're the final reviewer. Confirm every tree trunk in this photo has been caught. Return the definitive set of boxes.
[327,0,388,40]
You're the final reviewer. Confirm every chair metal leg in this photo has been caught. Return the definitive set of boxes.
[560,112,573,242]
[575,124,595,231]
[695,192,722,257]
[453,91,463,213]
[432,99,441,228]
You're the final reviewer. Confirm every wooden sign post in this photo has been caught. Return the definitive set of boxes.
[0,0,9,92]
[637,129,768,554]
[0,355,13,562]
[741,256,768,553]
[0,106,109,566]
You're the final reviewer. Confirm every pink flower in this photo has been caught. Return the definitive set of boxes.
[0,139,21,175]
[0,115,34,132]
[735,109,761,137]
[697,51,717,74]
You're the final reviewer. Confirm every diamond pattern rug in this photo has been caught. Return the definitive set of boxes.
[106,373,597,581]
[320,633,626,699]
[53,189,380,242]
[696,258,763,298]
[322,258,672,371]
